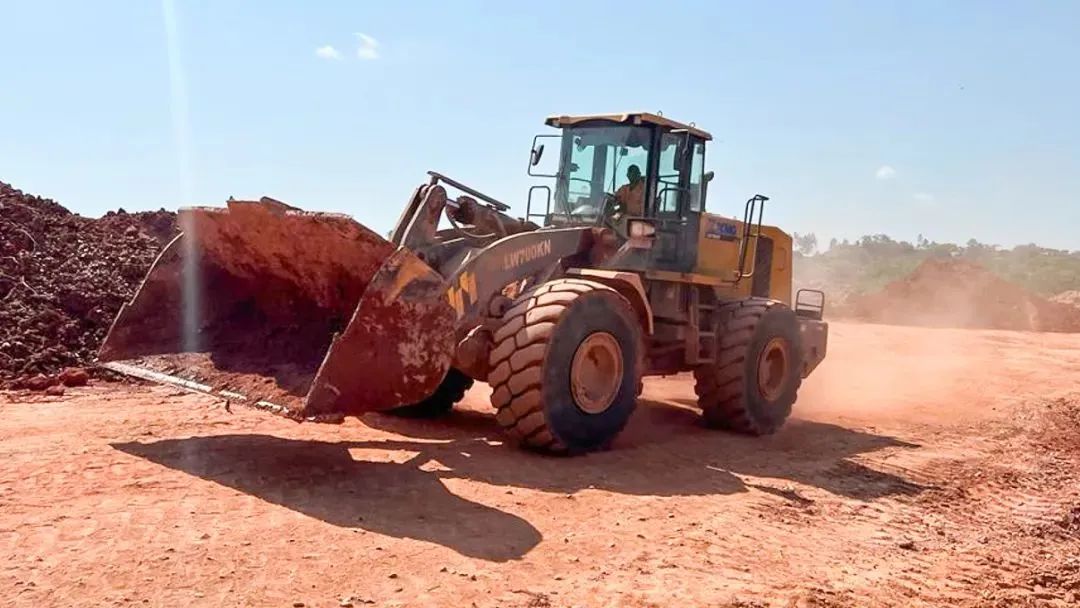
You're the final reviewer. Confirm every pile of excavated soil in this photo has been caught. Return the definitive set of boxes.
[1052,290,1080,308]
[841,258,1080,332]
[0,181,177,384]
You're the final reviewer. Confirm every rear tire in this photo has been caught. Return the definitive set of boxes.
[387,368,473,418]
[488,279,643,454]
[694,298,803,435]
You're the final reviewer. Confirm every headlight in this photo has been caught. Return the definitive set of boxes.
[628,220,657,238]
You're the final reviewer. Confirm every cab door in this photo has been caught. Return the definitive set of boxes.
[648,132,706,272]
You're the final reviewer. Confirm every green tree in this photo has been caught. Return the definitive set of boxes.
[793,232,819,256]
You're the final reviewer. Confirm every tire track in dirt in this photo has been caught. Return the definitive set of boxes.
[721,391,1080,606]
[889,395,1080,605]
[638,359,1080,605]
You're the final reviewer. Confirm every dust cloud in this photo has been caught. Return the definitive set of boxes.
[795,258,1080,426]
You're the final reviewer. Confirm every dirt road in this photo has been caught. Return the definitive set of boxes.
[2,322,1079,607]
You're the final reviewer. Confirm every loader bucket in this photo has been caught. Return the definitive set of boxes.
[98,198,457,421]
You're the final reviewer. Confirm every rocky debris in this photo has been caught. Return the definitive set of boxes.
[23,374,55,391]
[0,181,177,385]
[1055,507,1080,537]
[59,367,90,387]
[839,258,1080,332]
[1028,556,1080,592]
[8,367,92,393]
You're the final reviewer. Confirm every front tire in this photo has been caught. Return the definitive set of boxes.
[488,279,643,454]
[694,298,803,435]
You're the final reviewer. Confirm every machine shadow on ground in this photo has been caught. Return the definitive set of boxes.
[363,398,926,501]
[112,399,924,561]
[112,434,543,562]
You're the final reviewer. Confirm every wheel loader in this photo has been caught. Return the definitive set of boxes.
[98,111,828,454]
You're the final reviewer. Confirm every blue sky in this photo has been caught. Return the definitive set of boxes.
[2,1,1078,249]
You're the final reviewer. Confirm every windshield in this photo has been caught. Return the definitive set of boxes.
[553,125,651,218]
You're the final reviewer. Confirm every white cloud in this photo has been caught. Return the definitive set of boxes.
[355,33,379,60]
[315,45,342,60]
[913,192,935,204]
[875,165,897,180]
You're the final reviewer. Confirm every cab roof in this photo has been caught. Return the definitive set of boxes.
[544,112,713,141]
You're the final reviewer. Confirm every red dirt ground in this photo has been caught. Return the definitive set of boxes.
[3,321,1080,607]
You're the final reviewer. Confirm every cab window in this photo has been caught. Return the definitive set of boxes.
[555,125,651,218]
[688,140,705,212]
[656,133,683,214]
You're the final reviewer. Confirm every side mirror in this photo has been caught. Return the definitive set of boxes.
[701,171,715,211]
[530,144,545,167]
[527,133,561,178]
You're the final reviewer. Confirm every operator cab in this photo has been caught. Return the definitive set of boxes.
[526,112,713,273]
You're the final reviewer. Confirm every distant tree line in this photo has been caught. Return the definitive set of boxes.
[791,232,1080,297]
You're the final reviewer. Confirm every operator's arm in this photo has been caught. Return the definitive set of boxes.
[610,185,630,215]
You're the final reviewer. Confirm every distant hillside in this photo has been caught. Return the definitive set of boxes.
[791,233,1080,306]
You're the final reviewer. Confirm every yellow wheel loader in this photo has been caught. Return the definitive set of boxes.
[99,112,828,454]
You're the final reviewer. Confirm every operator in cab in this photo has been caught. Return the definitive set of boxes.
[614,164,645,216]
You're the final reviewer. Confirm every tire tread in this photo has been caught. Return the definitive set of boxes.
[693,298,802,434]
[488,278,638,454]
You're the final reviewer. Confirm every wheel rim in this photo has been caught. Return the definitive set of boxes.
[757,337,791,402]
[570,332,624,414]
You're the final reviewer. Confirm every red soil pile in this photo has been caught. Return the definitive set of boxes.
[843,258,1080,332]
[0,181,177,384]
[1051,291,1080,309]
